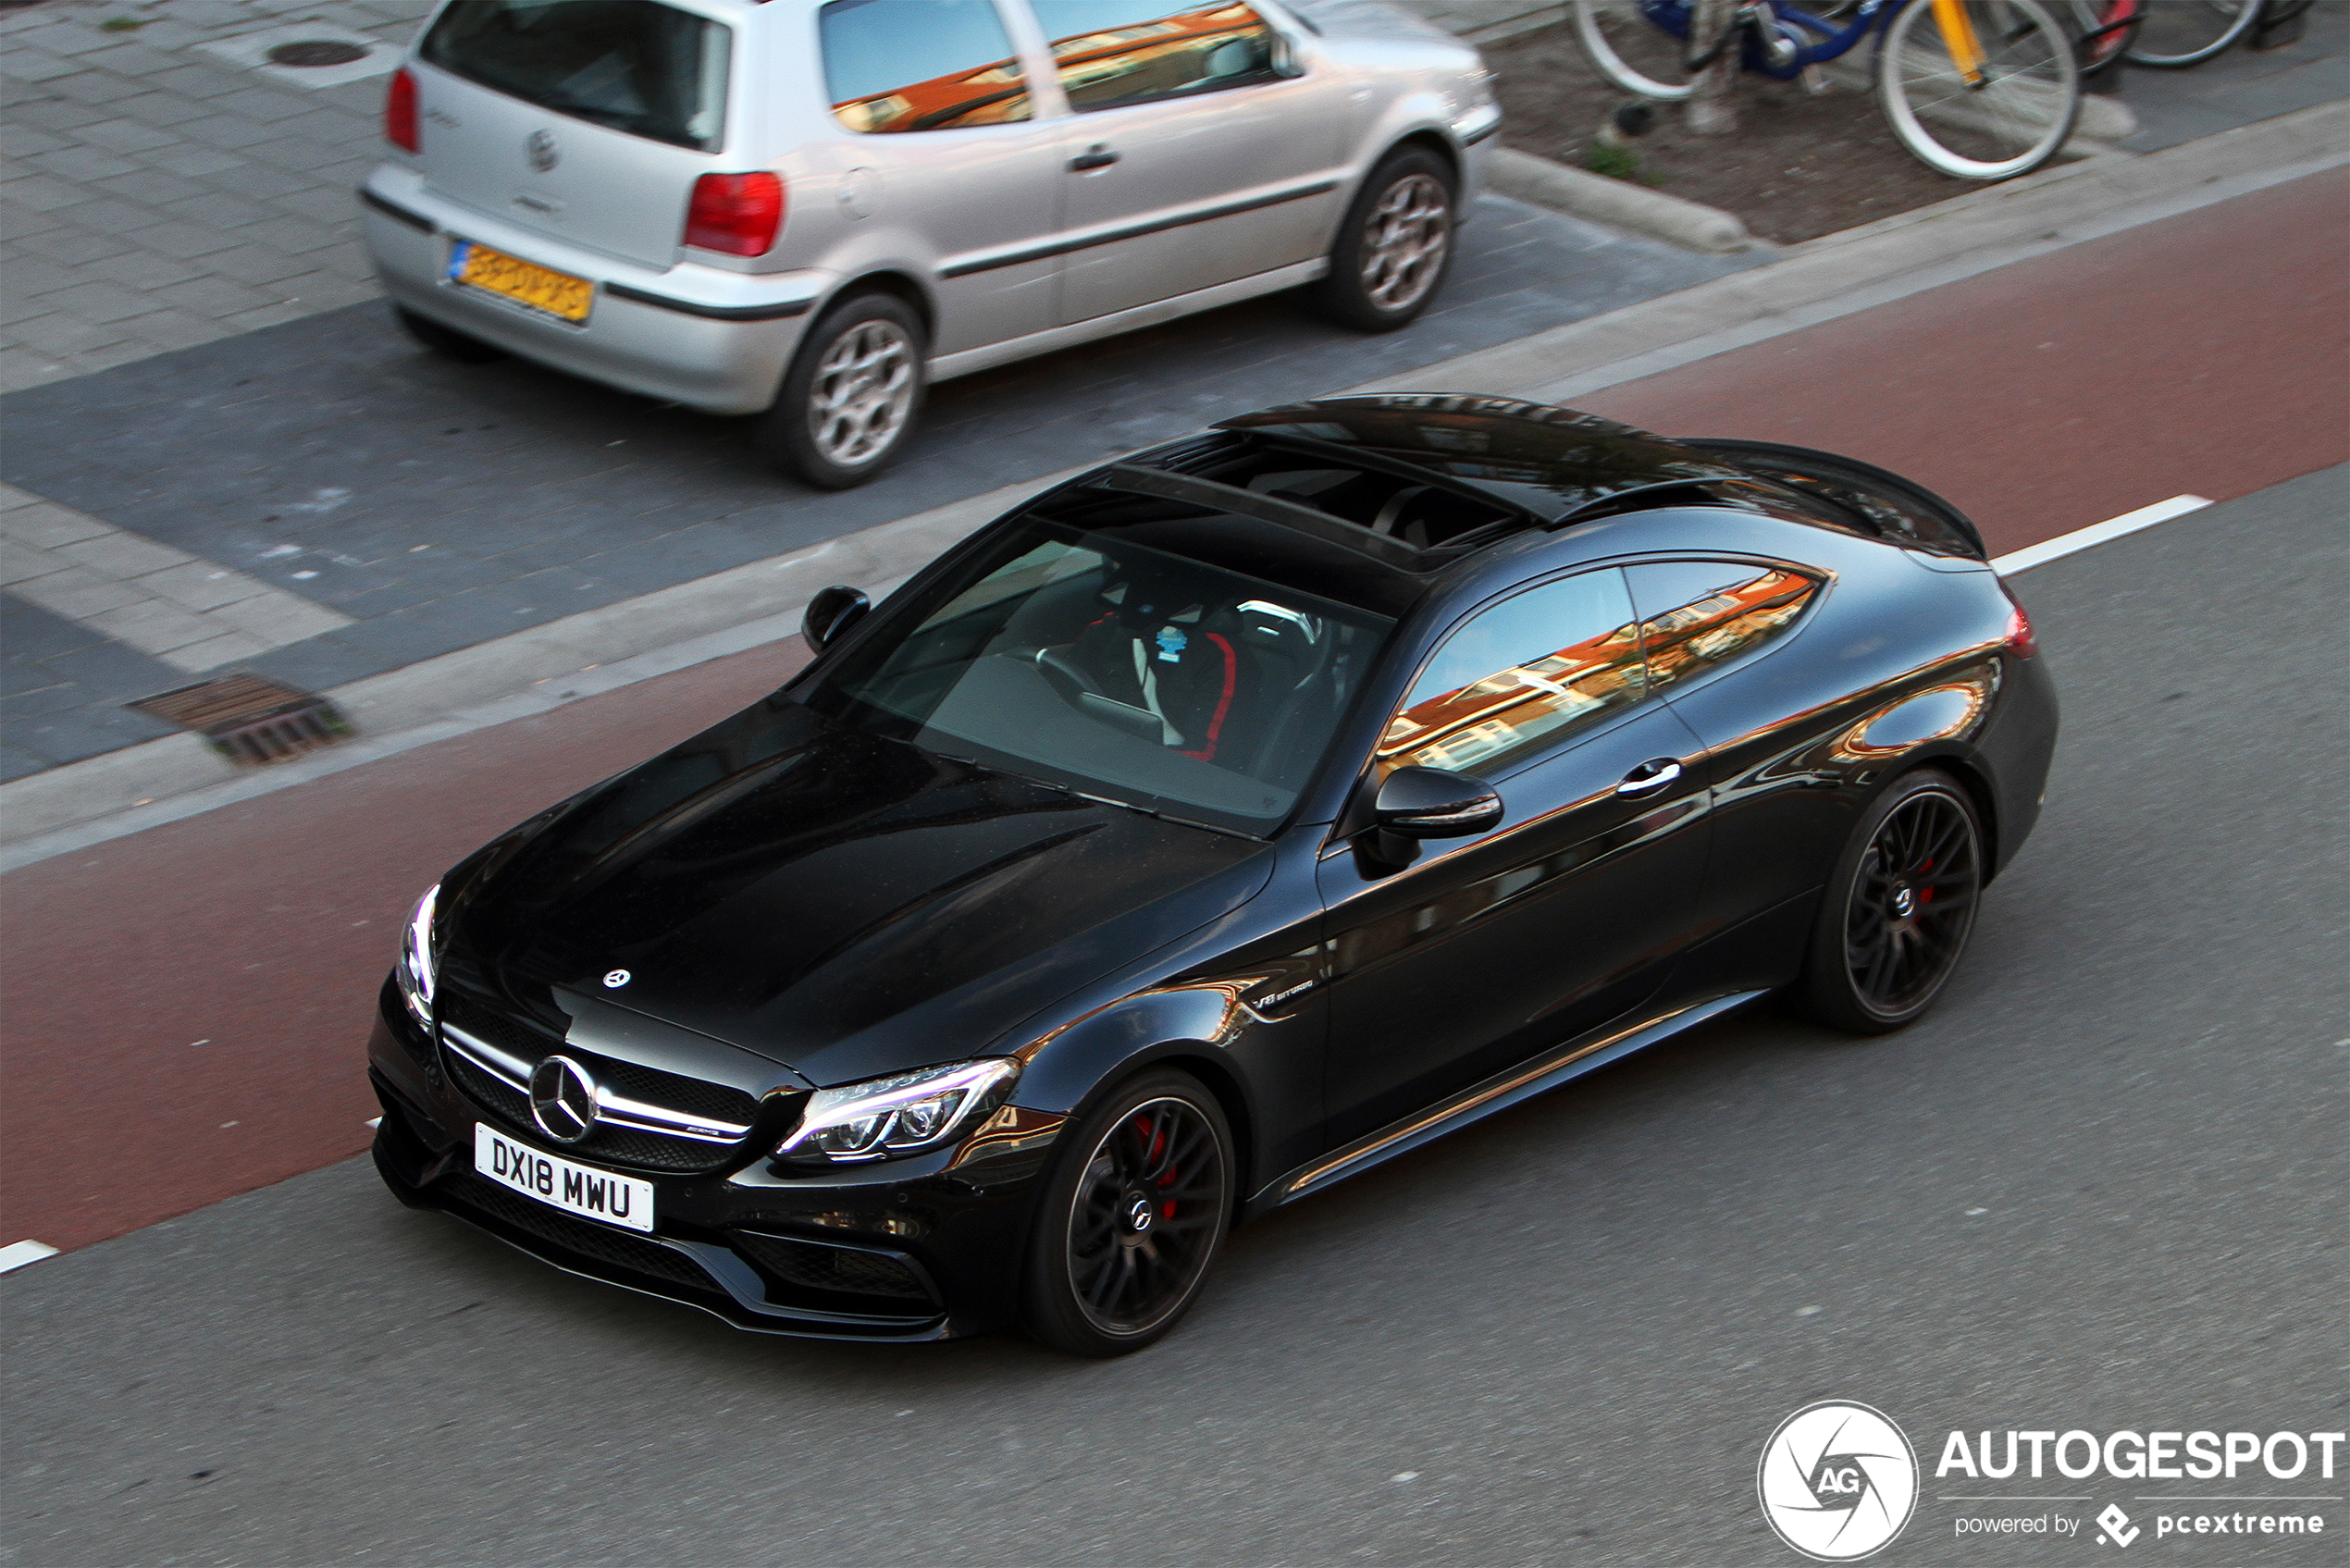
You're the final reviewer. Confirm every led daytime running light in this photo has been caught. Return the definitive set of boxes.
[397,883,439,1028]
[779,1058,1020,1162]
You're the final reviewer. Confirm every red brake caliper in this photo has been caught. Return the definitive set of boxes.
[1143,1113,1180,1217]
[1918,858,1935,905]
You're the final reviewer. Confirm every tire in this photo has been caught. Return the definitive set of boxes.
[1876,0,2082,180]
[1573,0,1701,101]
[754,291,926,489]
[1312,148,1456,333]
[2123,0,2260,66]
[1020,1068,1234,1357]
[1795,769,1985,1034]
[395,305,505,364]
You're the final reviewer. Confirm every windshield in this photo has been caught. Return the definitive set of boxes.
[422,0,731,152]
[799,517,1394,835]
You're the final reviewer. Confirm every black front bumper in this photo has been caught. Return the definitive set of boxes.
[366,987,1060,1341]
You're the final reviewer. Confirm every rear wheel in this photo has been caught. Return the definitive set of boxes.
[2123,0,2259,66]
[1312,148,1455,333]
[395,305,505,364]
[1573,0,1703,101]
[1796,769,1985,1033]
[755,291,925,489]
[1877,0,2082,180]
[1021,1069,1233,1357]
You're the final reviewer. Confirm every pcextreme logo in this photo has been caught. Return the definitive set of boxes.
[1759,1401,1921,1561]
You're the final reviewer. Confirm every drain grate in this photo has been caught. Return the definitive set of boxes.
[129,673,352,765]
[267,39,370,67]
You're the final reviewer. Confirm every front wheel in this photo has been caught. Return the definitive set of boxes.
[1311,148,1455,333]
[1020,1069,1233,1357]
[1795,769,1985,1033]
[754,292,926,488]
[1877,0,2082,180]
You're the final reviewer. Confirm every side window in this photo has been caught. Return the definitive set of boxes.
[819,0,1032,133]
[1029,0,1281,113]
[1377,568,1646,780]
[1626,560,1819,694]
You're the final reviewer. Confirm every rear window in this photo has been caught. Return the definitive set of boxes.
[421,0,731,152]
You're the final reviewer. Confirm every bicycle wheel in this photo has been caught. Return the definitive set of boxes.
[1574,0,1702,101]
[2122,0,2260,67]
[1877,0,2082,179]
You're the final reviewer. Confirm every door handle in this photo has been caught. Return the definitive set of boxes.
[1615,758,1684,797]
[1069,143,1119,171]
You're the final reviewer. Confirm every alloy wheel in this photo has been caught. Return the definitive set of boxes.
[806,319,916,469]
[1843,787,1982,1016]
[1356,173,1451,315]
[1065,1095,1227,1337]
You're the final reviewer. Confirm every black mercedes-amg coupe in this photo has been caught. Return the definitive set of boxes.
[367,394,2058,1355]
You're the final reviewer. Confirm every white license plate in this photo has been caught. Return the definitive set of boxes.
[476,1124,653,1233]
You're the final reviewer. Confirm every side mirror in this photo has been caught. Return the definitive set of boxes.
[802,585,870,652]
[1367,766,1502,863]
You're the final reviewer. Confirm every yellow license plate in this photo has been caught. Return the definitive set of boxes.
[448,241,593,324]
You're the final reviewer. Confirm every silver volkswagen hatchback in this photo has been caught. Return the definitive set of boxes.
[362,0,1500,488]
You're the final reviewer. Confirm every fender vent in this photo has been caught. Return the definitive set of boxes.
[129,673,350,764]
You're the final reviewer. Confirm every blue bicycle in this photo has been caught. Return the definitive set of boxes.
[1573,0,2084,179]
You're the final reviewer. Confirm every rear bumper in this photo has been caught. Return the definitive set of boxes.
[361,168,828,415]
[366,988,1056,1341]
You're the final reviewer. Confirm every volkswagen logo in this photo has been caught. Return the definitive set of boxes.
[528,1055,600,1144]
[526,129,559,172]
[1757,1401,1918,1561]
[602,969,630,989]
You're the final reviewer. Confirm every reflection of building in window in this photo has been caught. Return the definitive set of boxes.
[1378,620,1644,777]
[1048,4,1269,107]
[1641,569,1815,689]
[833,57,1029,132]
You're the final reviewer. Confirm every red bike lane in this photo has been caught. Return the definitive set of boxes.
[3,169,2341,1254]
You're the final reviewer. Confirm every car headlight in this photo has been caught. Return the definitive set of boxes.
[776,1058,1020,1163]
[396,883,439,1029]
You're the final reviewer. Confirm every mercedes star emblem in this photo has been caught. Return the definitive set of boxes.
[526,129,559,172]
[528,1055,600,1144]
[602,969,630,988]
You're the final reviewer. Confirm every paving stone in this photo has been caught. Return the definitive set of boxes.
[115,308,235,353]
[25,278,158,327]
[6,312,130,356]
[55,194,178,238]
[133,219,243,260]
[112,91,216,130]
[92,165,202,205]
[69,116,179,155]
[175,113,279,152]
[150,273,273,317]
[28,142,142,183]
[133,559,271,611]
[6,224,134,266]
[81,249,203,291]
[6,562,144,619]
[48,69,148,108]
[80,595,219,653]
[159,187,276,228]
[0,173,94,214]
[0,50,85,84]
[192,241,312,285]
[0,500,113,550]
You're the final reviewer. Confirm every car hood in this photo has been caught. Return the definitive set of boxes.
[442,698,1274,1087]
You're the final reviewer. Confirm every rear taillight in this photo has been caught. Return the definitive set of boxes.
[685,172,785,256]
[385,67,418,154]
[2004,603,2038,660]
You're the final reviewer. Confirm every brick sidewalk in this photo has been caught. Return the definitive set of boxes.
[1,0,425,392]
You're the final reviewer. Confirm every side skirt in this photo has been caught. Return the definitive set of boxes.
[1248,989,1769,1217]
[928,258,1330,384]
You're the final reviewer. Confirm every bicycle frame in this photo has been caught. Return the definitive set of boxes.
[1632,0,1915,81]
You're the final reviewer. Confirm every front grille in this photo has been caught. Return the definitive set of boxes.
[441,1173,718,1294]
[441,990,556,1059]
[434,988,766,1174]
[733,1230,931,1302]
[594,1056,759,1128]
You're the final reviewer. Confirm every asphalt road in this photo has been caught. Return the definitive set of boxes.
[5,468,2343,1567]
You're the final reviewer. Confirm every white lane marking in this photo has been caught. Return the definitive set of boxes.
[1993,494,2211,575]
[0,1241,61,1275]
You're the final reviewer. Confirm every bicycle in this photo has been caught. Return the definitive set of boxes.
[1574,0,2084,179]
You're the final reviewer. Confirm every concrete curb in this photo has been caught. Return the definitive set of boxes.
[1485,145,1756,253]
[3,99,2342,871]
